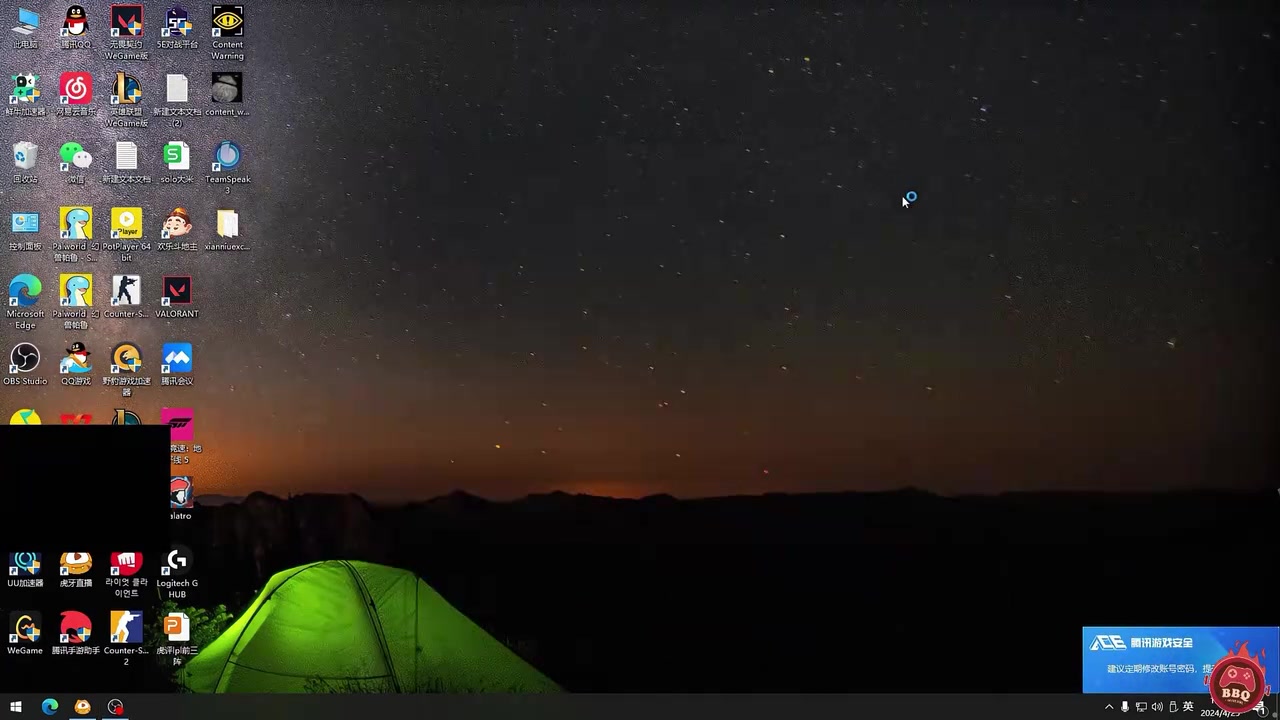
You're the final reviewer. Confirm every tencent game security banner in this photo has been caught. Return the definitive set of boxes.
[1082,626,1278,694]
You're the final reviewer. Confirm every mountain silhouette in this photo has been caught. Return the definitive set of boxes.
[174,488,1276,692]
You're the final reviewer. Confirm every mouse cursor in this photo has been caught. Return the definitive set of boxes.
[901,197,910,208]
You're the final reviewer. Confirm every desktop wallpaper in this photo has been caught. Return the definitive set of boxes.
[1,1,1277,696]
[3,2,1275,501]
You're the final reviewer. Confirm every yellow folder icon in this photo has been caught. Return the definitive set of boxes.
[217,209,239,238]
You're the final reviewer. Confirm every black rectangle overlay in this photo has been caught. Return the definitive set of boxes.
[0,425,170,692]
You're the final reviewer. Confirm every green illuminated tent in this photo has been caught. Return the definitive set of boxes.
[179,560,560,693]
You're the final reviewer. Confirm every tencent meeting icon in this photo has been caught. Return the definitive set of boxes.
[162,342,192,373]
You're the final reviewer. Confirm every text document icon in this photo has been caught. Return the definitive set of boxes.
[166,74,188,103]
[115,141,138,170]
[217,209,238,237]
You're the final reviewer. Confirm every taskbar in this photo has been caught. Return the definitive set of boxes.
[5,694,1276,720]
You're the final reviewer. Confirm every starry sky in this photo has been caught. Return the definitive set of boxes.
[3,2,1277,499]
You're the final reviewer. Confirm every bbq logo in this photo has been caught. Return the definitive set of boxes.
[1206,641,1270,713]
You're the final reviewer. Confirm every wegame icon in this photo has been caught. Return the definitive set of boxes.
[8,611,40,643]
[1207,642,1271,713]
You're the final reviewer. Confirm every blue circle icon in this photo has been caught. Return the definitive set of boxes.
[905,190,918,203]
[41,698,58,715]
[8,273,42,305]
[213,140,242,170]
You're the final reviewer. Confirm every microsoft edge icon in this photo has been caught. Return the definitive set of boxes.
[41,698,58,715]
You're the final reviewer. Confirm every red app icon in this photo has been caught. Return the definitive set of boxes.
[60,610,92,644]
[109,552,143,577]
[59,72,93,105]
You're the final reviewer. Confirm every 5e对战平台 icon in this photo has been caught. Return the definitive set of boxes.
[163,5,192,37]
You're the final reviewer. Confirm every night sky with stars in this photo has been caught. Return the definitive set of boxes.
[3,2,1276,500]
